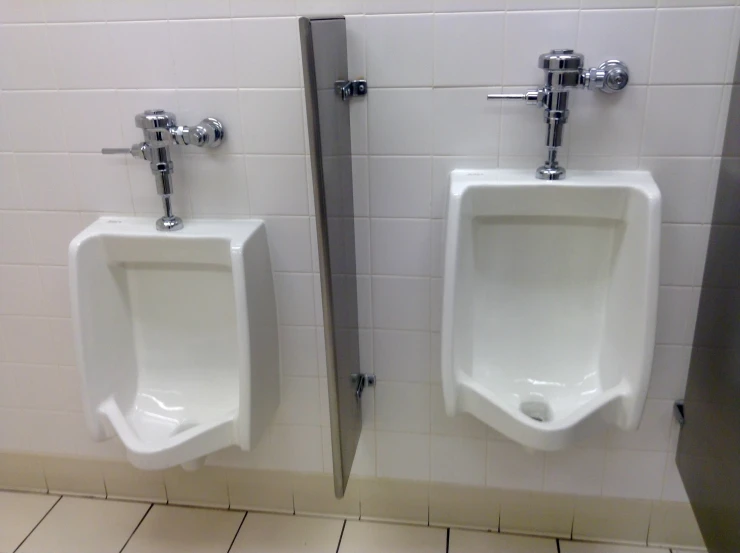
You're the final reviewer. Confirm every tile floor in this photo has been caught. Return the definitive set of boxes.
[0,490,693,553]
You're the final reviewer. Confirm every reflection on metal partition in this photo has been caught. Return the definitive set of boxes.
[299,16,373,498]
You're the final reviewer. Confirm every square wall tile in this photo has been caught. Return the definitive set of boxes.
[170,20,236,88]
[179,155,249,216]
[1,92,66,153]
[274,273,315,326]
[577,9,655,85]
[108,22,175,89]
[429,483,499,530]
[18,497,149,553]
[246,155,308,216]
[359,478,429,524]
[375,381,430,433]
[487,440,545,491]
[46,24,116,89]
[368,89,433,155]
[568,86,647,157]
[341,521,446,553]
[371,219,431,277]
[0,491,59,553]
[366,15,433,87]
[430,436,486,487]
[376,431,430,481]
[372,276,430,331]
[241,91,306,155]
[602,450,666,500]
[544,448,605,496]
[373,329,430,382]
[123,505,244,553]
[234,18,301,88]
[572,496,652,545]
[232,513,343,553]
[651,8,734,84]
[432,88,501,156]
[449,529,557,553]
[369,156,432,219]
[0,25,57,90]
[639,157,713,224]
[434,13,504,87]
[642,86,722,157]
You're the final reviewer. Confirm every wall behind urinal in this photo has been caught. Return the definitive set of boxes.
[0,0,735,504]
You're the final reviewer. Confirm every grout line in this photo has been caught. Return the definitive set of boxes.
[12,494,62,553]
[226,511,249,553]
[117,502,153,553]
[556,537,561,553]
[335,519,348,553]
[445,527,450,553]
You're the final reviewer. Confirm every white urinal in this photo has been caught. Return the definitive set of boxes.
[442,169,661,451]
[69,217,279,470]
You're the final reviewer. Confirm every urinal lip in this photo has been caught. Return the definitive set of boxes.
[457,371,627,432]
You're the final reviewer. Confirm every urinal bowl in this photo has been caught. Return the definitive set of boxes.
[70,217,279,470]
[442,170,661,451]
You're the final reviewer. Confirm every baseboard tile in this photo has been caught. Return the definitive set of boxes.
[43,457,106,498]
[293,473,360,519]
[572,496,652,545]
[358,478,429,525]
[648,501,706,550]
[227,468,294,513]
[499,490,574,539]
[0,453,47,492]
[0,452,704,549]
[102,462,167,504]
[429,483,499,531]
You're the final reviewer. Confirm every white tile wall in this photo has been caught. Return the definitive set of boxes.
[0,0,736,504]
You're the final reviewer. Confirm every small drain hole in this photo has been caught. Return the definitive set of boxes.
[520,401,551,423]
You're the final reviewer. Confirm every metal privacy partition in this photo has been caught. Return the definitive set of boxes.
[299,16,372,498]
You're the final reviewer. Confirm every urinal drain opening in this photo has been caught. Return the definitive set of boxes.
[520,401,552,423]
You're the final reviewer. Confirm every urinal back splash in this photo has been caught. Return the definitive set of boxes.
[69,217,279,470]
[442,170,661,450]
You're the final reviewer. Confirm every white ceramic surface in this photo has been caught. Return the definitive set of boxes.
[69,217,279,470]
[442,170,661,450]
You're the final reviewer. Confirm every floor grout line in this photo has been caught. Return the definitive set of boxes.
[117,502,153,553]
[445,527,450,553]
[226,510,249,553]
[335,519,347,553]
[12,494,62,553]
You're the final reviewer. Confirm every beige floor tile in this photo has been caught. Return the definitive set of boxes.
[231,512,343,553]
[449,529,557,552]
[340,521,446,553]
[559,541,669,553]
[123,505,244,553]
[0,492,59,553]
[18,496,149,553]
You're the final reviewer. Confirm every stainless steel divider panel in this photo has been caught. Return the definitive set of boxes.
[299,16,363,498]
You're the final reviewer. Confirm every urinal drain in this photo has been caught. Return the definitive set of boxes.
[520,401,551,423]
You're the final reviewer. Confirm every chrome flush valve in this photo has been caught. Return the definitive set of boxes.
[103,110,224,231]
[488,50,629,180]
